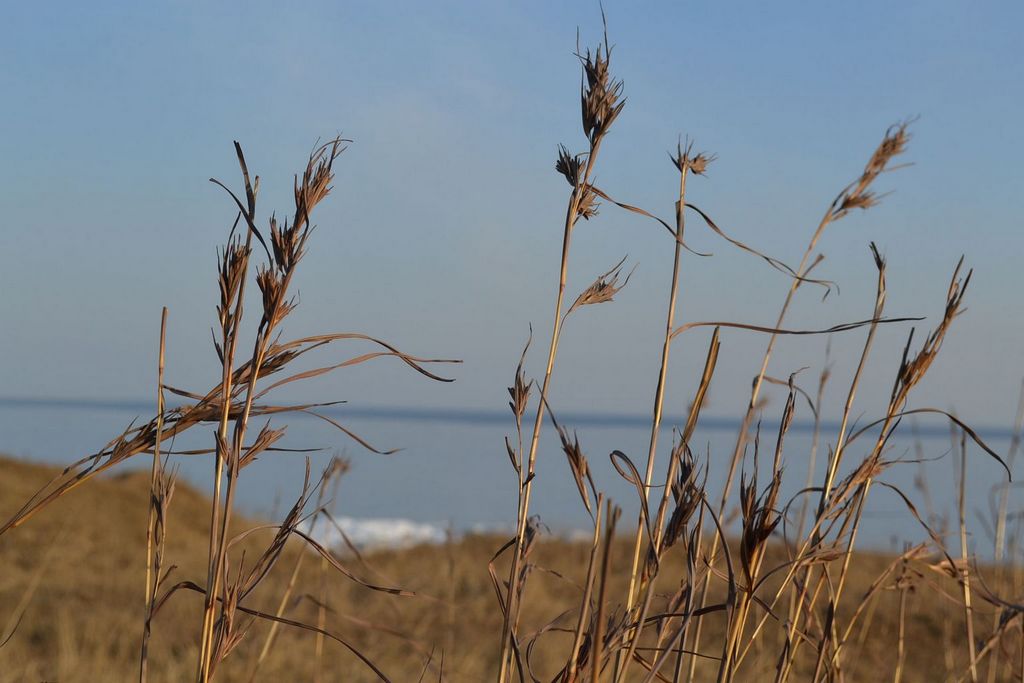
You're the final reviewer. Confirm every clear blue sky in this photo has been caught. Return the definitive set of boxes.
[2,1,1022,427]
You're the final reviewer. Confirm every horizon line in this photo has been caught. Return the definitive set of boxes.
[0,395,1017,440]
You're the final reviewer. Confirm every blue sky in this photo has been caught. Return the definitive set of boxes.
[2,1,1022,428]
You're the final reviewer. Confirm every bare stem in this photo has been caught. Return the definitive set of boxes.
[624,153,691,617]
[140,307,168,683]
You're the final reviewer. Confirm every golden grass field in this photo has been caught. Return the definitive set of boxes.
[1,453,1016,682]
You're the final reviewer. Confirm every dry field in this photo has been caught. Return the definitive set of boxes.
[2,454,1015,682]
[3,18,1023,683]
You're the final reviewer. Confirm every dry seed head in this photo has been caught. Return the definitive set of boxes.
[688,153,714,176]
[662,460,702,552]
[290,139,345,234]
[838,191,879,213]
[239,421,287,470]
[267,138,346,275]
[152,469,176,512]
[834,121,912,219]
[847,455,888,490]
[269,213,303,274]
[891,259,970,405]
[216,239,250,330]
[671,139,716,176]
[256,267,282,319]
[555,144,584,187]
[738,466,783,583]
[557,426,594,517]
[507,373,531,422]
[209,571,248,671]
[567,256,634,315]
[865,122,911,178]
[255,266,297,327]
[644,440,701,578]
[670,440,701,508]
[508,329,533,423]
[579,42,625,143]
[575,185,600,222]
[297,139,342,206]
[504,436,519,472]
[258,346,302,378]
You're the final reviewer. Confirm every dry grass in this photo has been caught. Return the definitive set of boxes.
[2,15,1024,683]
[0,453,1016,683]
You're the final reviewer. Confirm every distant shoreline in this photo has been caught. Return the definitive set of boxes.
[1,395,1017,439]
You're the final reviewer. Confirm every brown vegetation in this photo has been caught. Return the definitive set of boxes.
[1,454,1018,682]
[2,17,1024,683]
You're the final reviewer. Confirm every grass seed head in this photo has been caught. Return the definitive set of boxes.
[216,239,250,331]
[567,256,634,315]
[555,144,584,187]
[579,42,625,143]
[557,426,594,517]
[239,421,287,470]
[834,121,912,219]
[671,139,716,176]
[575,186,600,222]
[891,258,971,406]
[508,329,533,424]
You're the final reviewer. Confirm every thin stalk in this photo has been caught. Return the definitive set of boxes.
[317,468,343,682]
[778,249,886,681]
[778,352,828,682]
[818,248,886,516]
[497,196,574,683]
[688,120,912,677]
[592,502,620,683]
[199,233,251,678]
[140,307,168,683]
[722,394,792,683]
[689,201,835,681]
[813,425,893,675]
[672,506,705,683]
[203,141,334,679]
[812,409,934,676]
[796,344,831,541]
[730,424,896,675]
[314,549,328,683]
[203,303,284,678]
[619,329,720,682]
[498,137,604,683]
[958,429,979,683]
[565,495,604,682]
[623,154,690,618]
[814,565,842,682]
[894,564,909,683]
[248,467,340,683]
[818,263,971,675]
[640,496,736,683]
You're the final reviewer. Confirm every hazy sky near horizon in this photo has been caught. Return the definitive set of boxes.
[2,1,1022,428]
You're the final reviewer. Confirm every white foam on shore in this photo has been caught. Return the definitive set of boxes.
[306,516,447,550]
[304,516,587,551]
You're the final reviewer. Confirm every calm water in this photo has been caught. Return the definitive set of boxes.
[0,397,1018,555]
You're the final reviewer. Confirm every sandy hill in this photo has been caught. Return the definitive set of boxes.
[0,454,1001,682]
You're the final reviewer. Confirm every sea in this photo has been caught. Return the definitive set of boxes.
[0,397,1019,556]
